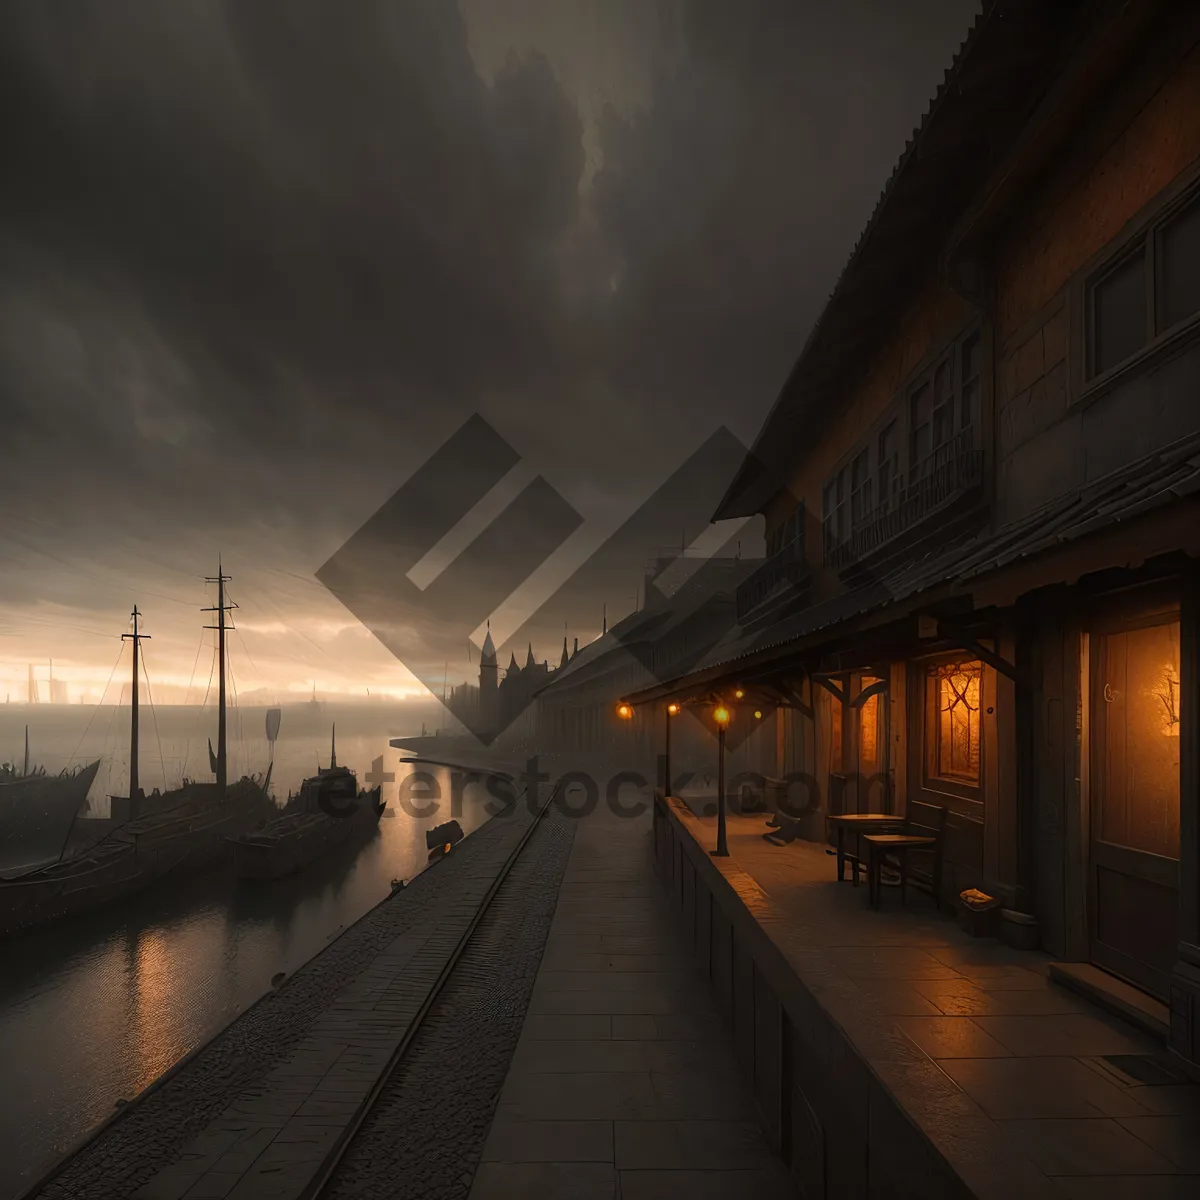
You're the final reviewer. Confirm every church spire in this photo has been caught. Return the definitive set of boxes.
[525,642,536,670]
[559,636,569,670]
[480,619,496,666]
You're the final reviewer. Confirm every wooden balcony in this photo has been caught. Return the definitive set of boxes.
[735,540,811,623]
[824,429,984,570]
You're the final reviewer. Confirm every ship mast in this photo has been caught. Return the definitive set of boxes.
[203,561,236,797]
[330,724,337,769]
[122,606,150,808]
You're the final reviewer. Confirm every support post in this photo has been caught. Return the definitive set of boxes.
[711,725,728,858]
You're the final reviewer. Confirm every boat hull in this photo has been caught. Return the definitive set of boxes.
[232,788,384,881]
[0,761,101,876]
[0,778,276,936]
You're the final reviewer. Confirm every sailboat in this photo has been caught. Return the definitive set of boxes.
[0,564,276,936]
[0,726,101,875]
[229,724,384,881]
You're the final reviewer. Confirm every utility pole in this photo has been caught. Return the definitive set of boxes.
[122,606,150,810]
[203,561,236,796]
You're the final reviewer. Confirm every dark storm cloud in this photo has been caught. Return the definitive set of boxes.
[0,0,978,683]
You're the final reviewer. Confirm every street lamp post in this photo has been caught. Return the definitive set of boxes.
[711,704,730,857]
[664,702,678,799]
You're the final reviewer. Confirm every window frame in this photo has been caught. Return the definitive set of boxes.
[1076,170,1200,406]
[818,317,984,559]
[920,654,985,807]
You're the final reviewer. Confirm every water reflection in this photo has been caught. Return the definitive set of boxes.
[0,754,494,1199]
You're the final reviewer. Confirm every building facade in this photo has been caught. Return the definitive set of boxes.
[628,0,1200,1070]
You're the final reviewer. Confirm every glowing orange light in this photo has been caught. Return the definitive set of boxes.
[667,703,680,716]
[754,710,762,720]
[713,705,731,726]
[734,689,744,699]
[616,703,632,720]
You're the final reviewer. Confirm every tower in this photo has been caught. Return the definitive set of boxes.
[479,623,499,736]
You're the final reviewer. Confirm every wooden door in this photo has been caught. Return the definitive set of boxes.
[1089,614,1182,1000]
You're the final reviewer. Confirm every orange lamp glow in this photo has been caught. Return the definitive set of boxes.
[667,702,680,716]
[754,710,763,720]
[734,689,744,699]
[616,703,632,720]
[712,705,731,726]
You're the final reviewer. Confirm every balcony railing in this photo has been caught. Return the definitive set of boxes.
[824,428,984,569]
[736,538,810,622]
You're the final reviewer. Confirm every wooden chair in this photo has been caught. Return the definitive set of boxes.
[826,812,905,885]
[863,803,948,910]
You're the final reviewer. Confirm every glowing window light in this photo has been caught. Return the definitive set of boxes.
[931,661,981,783]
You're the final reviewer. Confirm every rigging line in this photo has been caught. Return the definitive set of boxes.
[232,578,328,658]
[181,628,206,709]
[184,643,218,780]
[4,535,197,606]
[140,649,168,793]
[66,641,125,766]
[0,613,124,640]
[226,590,267,682]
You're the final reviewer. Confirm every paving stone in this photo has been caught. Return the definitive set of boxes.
[998,1117,1179,1175]
[618,1167,795,1199]
[614,1120,773,1170]
[897,1016,1015,1058]
[480,1120,613,1163]
[468,1162,617,1199]
[1115,1114,1200,1170]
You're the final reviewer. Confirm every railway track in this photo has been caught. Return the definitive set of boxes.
[304,779,568,1199]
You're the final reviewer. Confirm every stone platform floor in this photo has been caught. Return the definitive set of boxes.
[470,800,793,1200]
[681,805,1200,1199]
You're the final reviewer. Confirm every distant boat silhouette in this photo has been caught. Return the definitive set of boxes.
[0,566,275,935]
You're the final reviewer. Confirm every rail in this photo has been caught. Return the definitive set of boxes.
[303,777,562,1198]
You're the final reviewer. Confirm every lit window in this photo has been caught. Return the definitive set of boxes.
[928,660,982,784]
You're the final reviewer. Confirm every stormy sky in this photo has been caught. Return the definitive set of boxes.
[0,0,977,703]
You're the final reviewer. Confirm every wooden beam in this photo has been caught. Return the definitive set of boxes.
[812,673,848,705]
[933,615,1023,686]
[849,678,889,709]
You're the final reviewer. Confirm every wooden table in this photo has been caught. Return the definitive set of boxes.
[826,813,905,886]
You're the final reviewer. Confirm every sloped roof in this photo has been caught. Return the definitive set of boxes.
[632,431,1200,700]
[713,0,1088,521]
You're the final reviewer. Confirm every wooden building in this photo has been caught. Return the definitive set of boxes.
[625,0,1200,1069]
